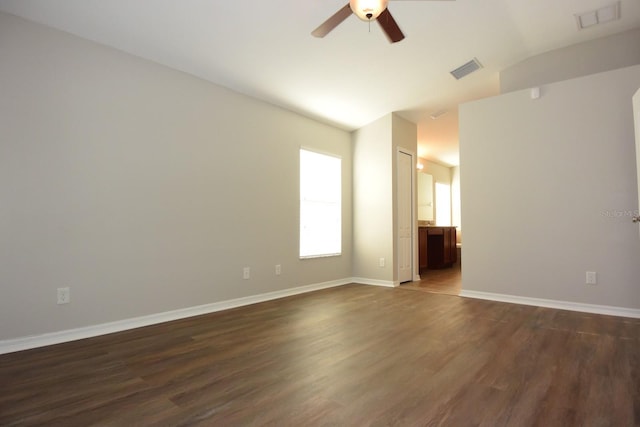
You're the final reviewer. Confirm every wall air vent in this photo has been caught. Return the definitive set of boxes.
[450,58,483,80]
[575,2,620,30]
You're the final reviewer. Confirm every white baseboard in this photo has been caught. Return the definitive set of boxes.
[459,290,640,319]
[0,278,351,355]
[351,277,397,288]
[14,281,633,355]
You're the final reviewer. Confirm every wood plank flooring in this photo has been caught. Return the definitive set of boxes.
[402,263,462,296]
[1,284,639,426]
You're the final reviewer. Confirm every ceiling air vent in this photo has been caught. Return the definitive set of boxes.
[430,110,448,120]
[450,58,483,80]
[575,2,620,30]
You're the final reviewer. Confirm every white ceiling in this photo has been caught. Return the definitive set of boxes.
[1,0,639,166]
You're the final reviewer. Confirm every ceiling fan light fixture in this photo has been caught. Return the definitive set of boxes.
[349,0,389,21]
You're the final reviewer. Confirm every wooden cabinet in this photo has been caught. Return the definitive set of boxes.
[418,226,457,271]
[441,226,456,267]
[419,227,429,271]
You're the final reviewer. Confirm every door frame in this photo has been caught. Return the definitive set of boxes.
[396,147,419,284]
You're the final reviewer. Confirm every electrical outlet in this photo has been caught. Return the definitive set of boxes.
[57,287,70,304]
[379,257,385,267]
[275,264,281,275]
[243,267,250,280]
[586,271,597,285]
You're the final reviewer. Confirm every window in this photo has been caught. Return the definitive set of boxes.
[435,182,451,226]
[300,148,341,258]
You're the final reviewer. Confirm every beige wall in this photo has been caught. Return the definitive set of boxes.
[352,113,417,284]
[635,89,640,236]
[501,28,640,93]
[451,166,461,230]
[352,114,394,282]
[0,12,353,340]
[460,65,640,309]
[391,114,418,282]
[392,114,418,155]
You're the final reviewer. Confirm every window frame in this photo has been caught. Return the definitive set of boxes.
[299,147,342,259]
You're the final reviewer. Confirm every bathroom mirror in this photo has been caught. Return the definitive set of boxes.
[418,172,434,221]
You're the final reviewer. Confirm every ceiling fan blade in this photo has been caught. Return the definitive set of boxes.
[377,8,405,43]
[311,4,353,38]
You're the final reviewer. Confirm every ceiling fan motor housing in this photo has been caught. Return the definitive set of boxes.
[350,0,389,21]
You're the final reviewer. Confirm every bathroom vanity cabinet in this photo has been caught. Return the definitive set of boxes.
[418,226,457,271]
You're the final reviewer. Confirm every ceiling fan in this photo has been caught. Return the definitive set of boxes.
[312,0,453,43]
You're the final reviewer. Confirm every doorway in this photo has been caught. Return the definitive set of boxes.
[403,159,462,296]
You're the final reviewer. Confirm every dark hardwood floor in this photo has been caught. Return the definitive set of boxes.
[1,284,639,426]
[402,263,462,296]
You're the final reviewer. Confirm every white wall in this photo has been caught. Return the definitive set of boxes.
[352,113,417,284]
[352,115,394,283]
[501,28,640,93]
[460,65,640,309]
[392,114,418,155]
[451,166,461,233]
[0,12,353,341]
[391,114,418,282]
[635,89,640,236]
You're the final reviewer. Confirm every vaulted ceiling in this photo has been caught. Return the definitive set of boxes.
[1,0,639,166]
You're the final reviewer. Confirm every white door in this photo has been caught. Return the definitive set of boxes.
[397,151,413,283]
